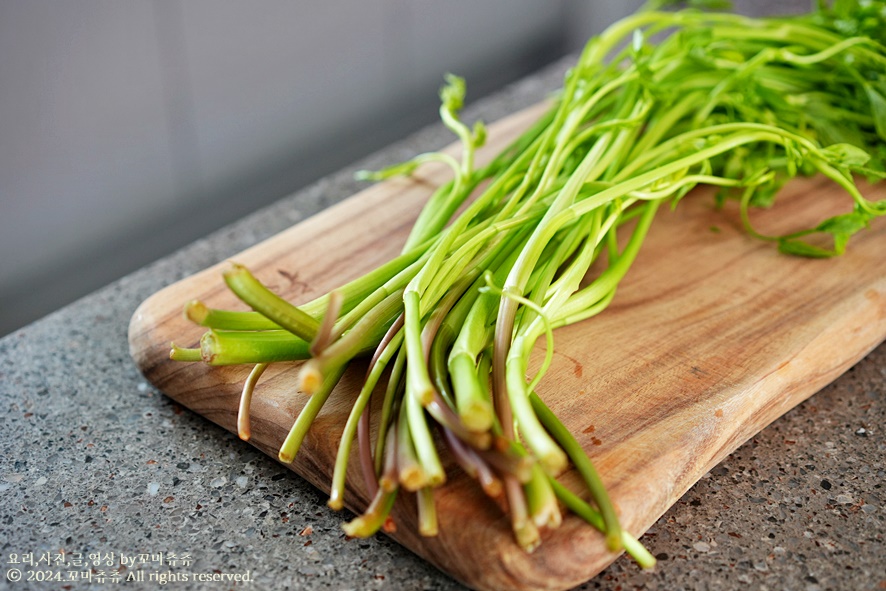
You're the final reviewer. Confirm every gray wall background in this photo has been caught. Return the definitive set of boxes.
[0,0,806,336]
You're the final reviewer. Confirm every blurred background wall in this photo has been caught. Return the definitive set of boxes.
[0,0,807,336]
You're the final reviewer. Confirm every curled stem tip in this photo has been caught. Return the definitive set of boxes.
[238,362,269,441]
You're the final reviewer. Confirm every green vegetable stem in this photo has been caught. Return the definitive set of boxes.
[171,0,885,568]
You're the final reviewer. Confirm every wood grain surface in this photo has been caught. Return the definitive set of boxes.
[128,102,886,591]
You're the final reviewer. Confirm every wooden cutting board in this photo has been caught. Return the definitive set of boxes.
[128,102,886,591]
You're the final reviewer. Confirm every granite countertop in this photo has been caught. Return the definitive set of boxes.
[1,58,883,591]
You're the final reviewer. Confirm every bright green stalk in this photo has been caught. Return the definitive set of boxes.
[549,477,656,569]
[199,329,311,365]
[525,463,562,530]
[506,475,540,552]
[536,213,608,305]
[169,344,202,362]
[278,364,347,464]
[555,200,659,326]
[328,330,405,510]
[523,208,611,331]
[223,264,320,341]
[405,374,446,487]
[493,114,642,365]
[403,290,435,406]
[447,236,529,431]
[396,401,426,491]
[330,255,428,341]
[184,300,280,330]
[488,283,566,473]
[374,347,407,476]
[447,353,494,432]
[530,392,622,552]
[520,71,642,211]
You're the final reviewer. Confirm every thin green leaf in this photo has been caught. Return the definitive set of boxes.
[821,143,872,168]
[815,211,870,235]
[863,83,886,140]
[777,239,837,258]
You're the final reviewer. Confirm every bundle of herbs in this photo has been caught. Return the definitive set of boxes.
[171,0,885,568]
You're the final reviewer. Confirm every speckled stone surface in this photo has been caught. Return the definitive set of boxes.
[1,57,884,591]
